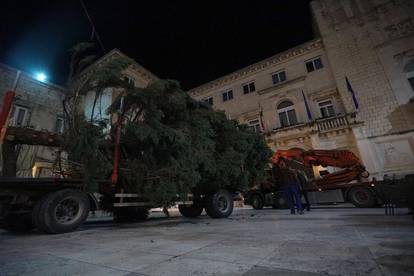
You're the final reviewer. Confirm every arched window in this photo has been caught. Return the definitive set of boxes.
[277,100,297,127]
[404,60,414,93]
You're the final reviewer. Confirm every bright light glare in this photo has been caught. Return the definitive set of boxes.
[35,72,47,82]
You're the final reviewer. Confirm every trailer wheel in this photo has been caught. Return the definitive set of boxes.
[2,212,34,232]
[348,187,376,208]
[205,190,234,218]
[272,192,288,209]
[250,194,264,210]
[178,204,203,218]
[32,196,49,232]
[36,189,90,234]
[114,207,149,222]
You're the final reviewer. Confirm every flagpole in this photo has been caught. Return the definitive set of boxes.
[302,90,313,122]
[345,76,359,112]
[259,104,266,133]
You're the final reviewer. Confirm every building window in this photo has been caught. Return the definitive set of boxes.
[318,100,335,118]
[55,116,65,133]
[306,57,324,73]
[408,77,414,92]
[277,100,297,127]
[272,70,287,85]
[124,76,135,86]
[248,119,261,133]
[405,60,414,93]
[222,90,233,102]
[9,105,29,127]
[243,82,256,94]
[203,97,213,105]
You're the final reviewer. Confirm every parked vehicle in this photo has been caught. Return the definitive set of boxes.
[0,126,237,234]
[0,87,254,234]
[245,148,381,209]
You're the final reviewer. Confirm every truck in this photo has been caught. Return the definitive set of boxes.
[244,148,381,209]
[0,78,269,234]
[0,126,238,234]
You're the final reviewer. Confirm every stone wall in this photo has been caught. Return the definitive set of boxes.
[311,0,414,178]
[189,39,343,131]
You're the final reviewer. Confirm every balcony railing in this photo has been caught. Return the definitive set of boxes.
[315,114,351,132]
[267,113,359,136]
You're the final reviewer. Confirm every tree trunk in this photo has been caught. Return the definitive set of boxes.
[4,127,63,147]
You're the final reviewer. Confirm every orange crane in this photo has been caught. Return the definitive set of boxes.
[244,148,378,210]
[271,148,369,189]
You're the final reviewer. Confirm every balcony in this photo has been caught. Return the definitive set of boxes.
[315,113,356,133]
[266,113,361,139]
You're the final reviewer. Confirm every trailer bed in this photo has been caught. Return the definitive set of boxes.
[0,177,110,190]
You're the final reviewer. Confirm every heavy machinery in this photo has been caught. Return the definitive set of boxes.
[245,148,379,209]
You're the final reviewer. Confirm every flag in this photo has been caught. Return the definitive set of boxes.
[259,105,266,133]
[345,76,359,110]
[302,90,312,121]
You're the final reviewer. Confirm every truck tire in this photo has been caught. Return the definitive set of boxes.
[114,207,149,222]
[178,204,203,218]
[36,189,90,234]
[205,190,234,218]
[250,194,264,210]
[2,212,34,232]
[272,192,288,209]
[348,187,376,208]
[32,196,48,232]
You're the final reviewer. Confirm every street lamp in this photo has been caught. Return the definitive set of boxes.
[35,72,47,82]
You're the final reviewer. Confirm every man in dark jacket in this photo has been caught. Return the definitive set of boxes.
[278,159,304,215]
[296,172,311,211]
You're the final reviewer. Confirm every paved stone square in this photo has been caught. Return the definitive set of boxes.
[1,207,414,276]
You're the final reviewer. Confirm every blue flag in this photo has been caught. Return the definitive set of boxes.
[302,90,312,121]
[345,76,359,110]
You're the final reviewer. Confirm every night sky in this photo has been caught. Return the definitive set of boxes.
[0,0,313,90]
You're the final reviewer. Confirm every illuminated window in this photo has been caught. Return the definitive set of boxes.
[248,119,261,133]
[124,76,135,86]
[222,90,233,102]
[243,82,256,94]
[306,57,323,73]
[9,105,29,127]
[203,97,213,105]
[272,70,287,85]
[55,116,65,133]
[404,60,414,93]
[318,100,335,118]
[277,100,297,127]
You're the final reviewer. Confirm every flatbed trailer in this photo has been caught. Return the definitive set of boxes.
[244,167,381,210]
[0,176,237,234]
[0,90,238,234]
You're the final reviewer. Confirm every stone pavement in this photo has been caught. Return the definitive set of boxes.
[1,207,413,276]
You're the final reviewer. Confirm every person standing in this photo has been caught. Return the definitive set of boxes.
[296,171,311,211]
[278,159,304,215]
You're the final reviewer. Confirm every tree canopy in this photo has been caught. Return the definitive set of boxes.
[64,53,272,206]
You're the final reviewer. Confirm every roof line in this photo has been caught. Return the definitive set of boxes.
[0,62,67,91]
[188,38,323,94]
[72,48,158,82]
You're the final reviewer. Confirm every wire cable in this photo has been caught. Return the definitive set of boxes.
[79,0,107,54]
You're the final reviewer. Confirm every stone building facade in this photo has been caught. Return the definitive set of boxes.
[189,0,414,180]
[0,49,157,177]
[71,49,158,126]
[0,63,66,176]
[311,0,414,179]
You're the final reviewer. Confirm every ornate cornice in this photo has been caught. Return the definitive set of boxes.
[70,49,158,92]
[188,38,323,96]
